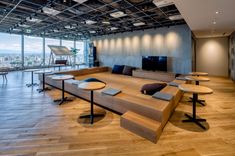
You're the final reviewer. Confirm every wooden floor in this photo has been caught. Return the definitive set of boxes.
[0,71,235,156]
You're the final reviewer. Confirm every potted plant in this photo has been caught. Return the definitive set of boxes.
[70,47,79,66]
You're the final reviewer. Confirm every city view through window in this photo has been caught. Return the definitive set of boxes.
[0,32,86,68]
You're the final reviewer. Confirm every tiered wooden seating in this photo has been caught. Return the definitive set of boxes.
[41,67,186,143]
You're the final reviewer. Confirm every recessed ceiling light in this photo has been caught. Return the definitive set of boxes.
[13,28,21,32]
[64,25,76,29]
[215,11,219,14]
[213,21,216,24]
[110,27,118,31]
[85,20,97,25]
[110,11,127,18]
[53,29,60,32]
[26,17,42,23]
[19,24,30,28]
[72,0,88,3]
[153,0,174,8]
[169,15,183,20]
[89,30,96,34]
[102,21,110,24]
[42,7,61,16]
[133,22,145,26]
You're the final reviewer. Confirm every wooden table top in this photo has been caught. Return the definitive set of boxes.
[35,70,52,74]
[179,84,213,94]
[189,72,208,76]
[185,76,210,82]
[51,75,74,81]
[78,82,106,91]
[24,69,40,72]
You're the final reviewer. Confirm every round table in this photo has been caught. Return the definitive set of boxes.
[52,75,74,105]
[179,84,213,129]
[189,72,208,77]
[24,69,40,87]
[35,70,52,93]
[78,82,106,124]
[185,76,210,106]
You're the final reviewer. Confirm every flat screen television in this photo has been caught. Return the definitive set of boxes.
[142,56,167,71]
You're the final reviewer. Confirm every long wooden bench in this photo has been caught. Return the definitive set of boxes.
[40,67,186,143]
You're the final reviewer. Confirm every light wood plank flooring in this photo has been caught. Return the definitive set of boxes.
[0,71,234,156]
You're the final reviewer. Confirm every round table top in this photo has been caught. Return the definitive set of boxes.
[53,64,66,67]
[24,69,40,72]
[35,70,52,74]
[185,76,210,82]
[179,84,213,94]
[78,82,106,91]
[189,72,208,76]
[51,75,74,81]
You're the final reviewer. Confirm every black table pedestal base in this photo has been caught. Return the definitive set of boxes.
[80,114,104,124]
[37,87,51,93]
[183,114,206,129]
[183,93,207,130]
[26,83,39,87]
[54,97,73,105]
[188,97,205,106]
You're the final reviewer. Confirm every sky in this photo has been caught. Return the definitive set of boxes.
[0,32,84,54]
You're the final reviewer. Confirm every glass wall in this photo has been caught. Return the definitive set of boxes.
[24,36,43,67]
[0,33,21,68]
[45,38,60,65]
[62,40,74,50]
[76,41,85,63]
[0,33,87,69]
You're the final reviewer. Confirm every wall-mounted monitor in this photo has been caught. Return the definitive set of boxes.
[142,56,167,71]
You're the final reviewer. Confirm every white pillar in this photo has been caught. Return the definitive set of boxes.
[21,34,24,68]
[43,36,45,66]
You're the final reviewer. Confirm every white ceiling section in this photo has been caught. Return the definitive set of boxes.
[174,0,235,38]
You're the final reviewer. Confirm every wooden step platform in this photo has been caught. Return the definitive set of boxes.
[120,111,162,143]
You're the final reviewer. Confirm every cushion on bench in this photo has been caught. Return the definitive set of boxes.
[112,65,124,74]
[141,83,167,95]
[152,92,173,101]
[82,77,106,84]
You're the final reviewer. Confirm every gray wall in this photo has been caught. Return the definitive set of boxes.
[196,37,229,77]
[92,25,192,74]
[229,32,235,81]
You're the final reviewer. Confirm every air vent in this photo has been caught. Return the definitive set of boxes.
[153,0,174,8]
[133,22,145,26]
[110,11,127,18]
[42,7,61,15]
[169,15,183,20]
[72,0,88,3]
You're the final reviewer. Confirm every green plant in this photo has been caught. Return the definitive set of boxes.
[70,47,79,56]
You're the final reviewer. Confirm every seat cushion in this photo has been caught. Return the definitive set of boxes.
[112,65,125,74]
[82,77,106,84]
[141,83,167,95]
[122,65,135,76]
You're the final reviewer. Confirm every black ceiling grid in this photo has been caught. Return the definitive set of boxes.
[0,0,186,40]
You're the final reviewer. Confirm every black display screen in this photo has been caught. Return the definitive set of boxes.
[142,56,167,71]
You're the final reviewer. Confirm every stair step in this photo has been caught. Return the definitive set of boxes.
[120,111,162,143]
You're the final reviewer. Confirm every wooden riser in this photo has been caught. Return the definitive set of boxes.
[121,111,162,143]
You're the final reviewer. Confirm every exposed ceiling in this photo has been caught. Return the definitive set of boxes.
[0,0,186,40]
[174,0,235,38]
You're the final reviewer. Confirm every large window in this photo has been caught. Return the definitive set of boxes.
[45,38,60,65]
[0,33,21,68]
[24,36,43,67]
[62,40,74,50]
[76,41,85,63]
